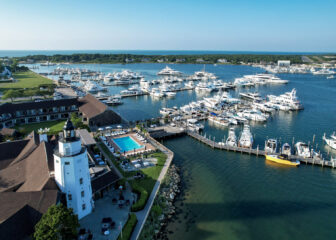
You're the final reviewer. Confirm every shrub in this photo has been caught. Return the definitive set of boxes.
[117,213,138,240]
[130,182,149,212]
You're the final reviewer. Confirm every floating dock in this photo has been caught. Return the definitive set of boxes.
[186,130,336,168]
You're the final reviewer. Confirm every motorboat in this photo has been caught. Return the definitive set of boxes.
[238,125,253,148]
[265,139,277,154]
[323,132,336,150]
[103,95,123,105]
[295,142,311,158]
[265,154,300,166]
[159,108,173,116]
[83,81,106,93]
[281,143,292,156]
[267,89,303,110]
[226,127,237,147]
[166,92,177,97]
[239,92,263,102]
[237,109,268,122]
[208,115,230,127]
[157,66,182,76]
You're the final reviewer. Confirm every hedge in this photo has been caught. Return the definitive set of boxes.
[130,182,149,212]
[117,213,138,240]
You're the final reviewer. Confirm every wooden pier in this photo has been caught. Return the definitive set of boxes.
[186,130,336,168]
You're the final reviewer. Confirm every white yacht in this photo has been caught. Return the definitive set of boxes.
[281,143,292,156]
[166,92,177,97]
[254,102,275,113]
[103,95,123,105]
[237,109,267,122]
[265,139,277,154]
[295,142,311,158]
[185,81,195,88]
[312,68,335,75]
[267,89,303,110]
[323,132,336,150]
[239,92,263,102]
[215,91,240,104]
[157,66,182,76]
[226,128,237,147]
[187,119,204,131]
[83,81,106,93]
[195,82,215,92]
[159,108,173,116]
[238,125,253,148]
[208,115,230,127]
[150,88,165,98]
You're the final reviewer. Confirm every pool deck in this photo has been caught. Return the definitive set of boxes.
[106,132,156,156]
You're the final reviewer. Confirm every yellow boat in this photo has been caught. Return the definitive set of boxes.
[265,154,300,166]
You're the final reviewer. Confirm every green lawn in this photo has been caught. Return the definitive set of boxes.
[130,152,167,211]
[0,70,52,89]
[14,120,66,135]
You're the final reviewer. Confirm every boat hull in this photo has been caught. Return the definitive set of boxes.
[265,155,300,166]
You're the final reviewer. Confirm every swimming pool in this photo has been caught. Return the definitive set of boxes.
[112,136,144,152]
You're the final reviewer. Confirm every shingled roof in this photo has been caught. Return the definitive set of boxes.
[78,94,108,119]
[0,139,29,170]
[0,139,56,193]
[0,190,59,240]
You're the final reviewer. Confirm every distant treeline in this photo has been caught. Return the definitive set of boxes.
[17,53,303,64]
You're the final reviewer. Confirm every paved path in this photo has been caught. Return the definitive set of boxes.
[130,136,174,240]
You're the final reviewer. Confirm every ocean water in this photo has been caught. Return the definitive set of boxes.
[0,50,332,57]
[33,63,336,240]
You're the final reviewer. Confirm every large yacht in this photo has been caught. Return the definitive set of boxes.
[323,132,336,150]
[83,81,106,93]
[239,92,263,102]
[238,125,253,148]
[208,115,230,127]
[267,88,303,110]
[195,82,215,93]
[157,66,182,76]
[226,128,237,147]
[237,109,268,122]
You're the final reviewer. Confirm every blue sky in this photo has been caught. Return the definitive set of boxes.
[1,0,335,52]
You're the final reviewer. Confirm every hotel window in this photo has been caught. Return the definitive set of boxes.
[65,162,70,165]
[68,194,72,200]
[80,178,83,185]
[82,204,86,210]
[81,191,85,197]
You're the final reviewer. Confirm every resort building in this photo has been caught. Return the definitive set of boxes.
[79,94,122,128]
[0,98,78,129]
[278,60,291,66]
[0,94,122,130]
[0,122,120,239]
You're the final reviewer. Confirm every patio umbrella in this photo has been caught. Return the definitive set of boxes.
[98,127,104,131]
[106,126,112,130]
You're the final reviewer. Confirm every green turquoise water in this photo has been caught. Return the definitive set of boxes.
[163,137,336,240]
[32,63,336,239]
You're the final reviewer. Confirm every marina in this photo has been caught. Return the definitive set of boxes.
[26,62,336,240]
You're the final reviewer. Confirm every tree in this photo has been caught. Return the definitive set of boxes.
[2,89,20,102]
[34,204,79,240]
[10,59,18,73]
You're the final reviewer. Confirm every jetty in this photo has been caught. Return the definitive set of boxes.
[186,130,336,168]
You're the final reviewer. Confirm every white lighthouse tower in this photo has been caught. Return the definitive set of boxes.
[53,119,93,219]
